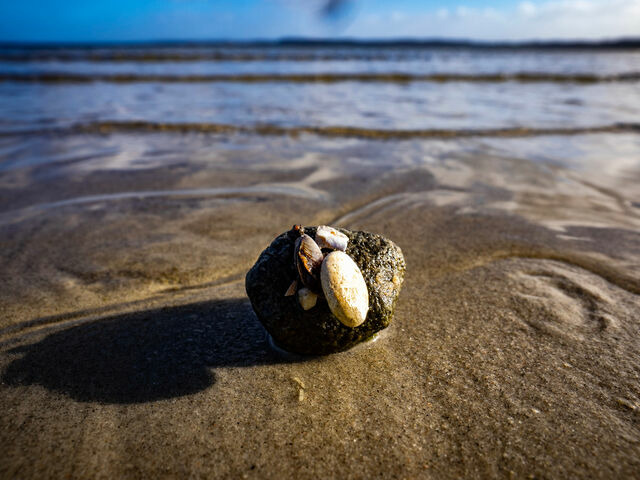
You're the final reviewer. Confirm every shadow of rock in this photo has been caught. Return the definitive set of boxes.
[2,298,290,404]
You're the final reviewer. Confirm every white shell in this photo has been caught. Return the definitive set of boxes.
[298,287,318,310]
[320,251,369,327]
[315,225,348,251]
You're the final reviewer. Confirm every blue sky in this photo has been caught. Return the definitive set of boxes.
[0,0,638,42]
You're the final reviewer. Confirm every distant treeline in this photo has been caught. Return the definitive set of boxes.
[1,38,638,63]
[2,72,639,84]
[278,38,640,49]
[1,37,639,50]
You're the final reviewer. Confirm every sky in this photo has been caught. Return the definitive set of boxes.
[0,0,638,43]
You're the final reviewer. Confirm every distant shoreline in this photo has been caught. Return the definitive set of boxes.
[1,37,640,50]
[2,72,638,83]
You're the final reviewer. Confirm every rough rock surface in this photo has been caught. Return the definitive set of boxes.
[245,227,405,354]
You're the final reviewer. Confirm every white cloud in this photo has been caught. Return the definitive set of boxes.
[455,6,472,18]
[436,8,449,20]
[344,0,640,40]
[391,11,407,22]
[519,2,537,17]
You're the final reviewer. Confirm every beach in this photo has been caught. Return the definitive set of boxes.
[0,44,639,478]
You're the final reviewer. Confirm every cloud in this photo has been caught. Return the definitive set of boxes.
[344,0,640,40]
[436,8,450,20]
[519,2,537,17]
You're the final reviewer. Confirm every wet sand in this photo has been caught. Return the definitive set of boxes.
[0,132,638,478]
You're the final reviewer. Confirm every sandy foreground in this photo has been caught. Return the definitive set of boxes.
[0,133,638,479]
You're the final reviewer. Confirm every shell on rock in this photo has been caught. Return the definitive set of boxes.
[284,279,298,296]
[315,225,349,252]
[297,287,318,310]
[320,251,369,328]
[294,233,324,292]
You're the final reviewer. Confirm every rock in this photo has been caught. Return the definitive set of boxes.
[245,226,405,355]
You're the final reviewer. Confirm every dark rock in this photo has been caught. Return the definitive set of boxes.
[245,226,405,355]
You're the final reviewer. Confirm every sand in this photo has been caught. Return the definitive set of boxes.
[0,133,639,479]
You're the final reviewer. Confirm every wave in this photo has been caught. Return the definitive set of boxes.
[1,72,639,84]
[5,121,639,139]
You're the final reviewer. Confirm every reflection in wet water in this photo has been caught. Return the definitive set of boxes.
[0,130,637,324]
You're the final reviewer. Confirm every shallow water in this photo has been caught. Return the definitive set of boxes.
[0,45,639,479]
[2,45,640,75]
[2,81,640,134]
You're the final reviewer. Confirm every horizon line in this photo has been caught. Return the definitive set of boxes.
[1,36,640,49]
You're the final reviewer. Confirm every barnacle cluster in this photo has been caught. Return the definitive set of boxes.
[286,225,369,328]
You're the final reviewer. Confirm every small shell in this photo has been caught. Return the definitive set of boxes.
[284,279,298,296]
[298,287,318,310]
[294,234,324,292]
[315,225,348,251]
[320,251,369,328]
